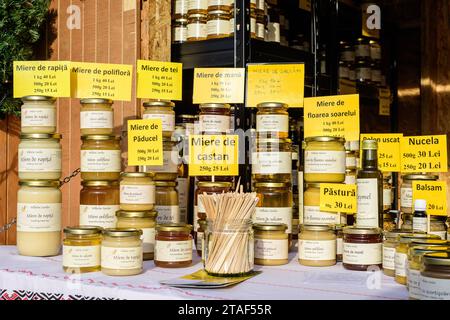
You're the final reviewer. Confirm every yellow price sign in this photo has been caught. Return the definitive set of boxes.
[71,62,133,101]
[412,181,447,216]
[127,119,163,166]
[137,60,182,100]
[246,63,305,108]
[360,134,403,172]
[13,61,71,98]
[304,94,360,141]
[400,135,448,173]
[320,183,357,214]
[193,68,245,104]
[189,135,239,176]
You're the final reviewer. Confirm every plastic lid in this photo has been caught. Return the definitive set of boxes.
[414,199,426,211]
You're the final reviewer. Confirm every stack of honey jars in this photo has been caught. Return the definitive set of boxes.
[16,96,63,257]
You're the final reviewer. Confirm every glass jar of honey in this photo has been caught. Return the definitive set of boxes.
[256,102,289,138]
[155,223,193,268]
[21,96,56,134]
[207,10,230,39]
[252,138,292,183]
[199,103,231,134]
[142,100,176,138]
[343,227,382,271]
[80,98,114,136]
[120,172,155,211]
[174,0,188,19]
[63,226,102,273]
[304,183,343,225]
[187,13,208,41]
[173,18,188,43]
[188,0,208,15]
[254,223,289,266]
[155,181,180,224]
[299,225,337,267]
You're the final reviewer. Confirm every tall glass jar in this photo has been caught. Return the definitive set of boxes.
[199,103,231,134]
[256,102,289,138]
[142,100,176,138]
[80,98,114,136]
[207,10,230,39]
[63,226,102,273]
[155,223,193,268]
[143,139,179,181]
[18,133,62,181]
[21,96,56,134]
[299,225,337,267]
[252,138,292,183]
[187,13,208,41]
[17,180,62,257]
[120,172,155,211]
[400,174,439,214]
[155,181,180,224]
[254,223,289,266]
[304,183,344,225]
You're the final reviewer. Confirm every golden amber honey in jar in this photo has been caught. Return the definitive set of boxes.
[199,103,231,134]
[120,172,155,211]
[299,225,337,267]
[155,181,180,224]
[343,227,382,271]
[155,223,193,268]
[80,98,114,136]
[18,133,62,181]
[304,183,342,225]
[63,226,102,273]
[188,0,208,14]
[256,102,289,138]
[400,174,439,214]
[187,13,207,41]
[116,210,157,260]
[173,18,188,43]
[142,101,176,138]
[79,180,119,228]
[304,136,346,183]
[17,180,62,257]
[420,252,450,300]
[207,10,230,39]
[252,138,292,183]
[81,135,121,181]
[254,223,289,266]
[21,96,56,134]
[144,139,179,181]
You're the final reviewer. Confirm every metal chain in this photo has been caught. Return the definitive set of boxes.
[0,168,81,233]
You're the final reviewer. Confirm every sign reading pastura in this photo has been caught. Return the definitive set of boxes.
[320,183,357,214]
[137,60,182,100]
[127,119,163,166]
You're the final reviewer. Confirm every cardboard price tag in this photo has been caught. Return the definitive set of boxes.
[189,135,239,176]
[246,64,305,108]
[304,94,360,141]
[320,183,357,214]
[137,60,182,100]
[13,61,71,98]
[400,135,448,173]
[127,119,163,166]
[193,68,245,104]
[360,134,403,172]
[71,62,133,101]
[412,181,447,216]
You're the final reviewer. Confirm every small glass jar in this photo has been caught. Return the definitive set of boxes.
[21,96,56,134]
[80,135,121,181]
[142,101,176,138]
[116,210,157,260]
[344,169,356,185]
[401,213,413,231]
[254,223,289,266]
[174,0,188,19]
[299,225,337,267]
[252,138,292,183]
[173,18,188,43]
[256,9,265,40]
[80,180,120,228]
[207,10,230,39]
[188,0,208,15]
[187,13,207,41]
[80,98,114,136]
[101,228,143,276]
[144,139,179,181]
[304,136,346,183]
[355,59,372,84]
[120,172,155,211]
[355,37,370,59]
[63,226,102,273]
[334,224,345,262]
[345,150,356,170]
[400,174,439,214]
[420,252,450,300]
[343,227,382,271]
[429,217,448,240]
[155,181,180,224]
[17,180,62,257]
[199,103,231,134]
[177,114,196,135]
[155,223,193,268]
[303,183,343,225]
[195,219,207,257]
[383,230,408,277]
[18,133,62,180]
[256,102,289,138]
[383,174,393,211]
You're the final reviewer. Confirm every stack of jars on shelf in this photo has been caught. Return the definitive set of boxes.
[17,96,62,257]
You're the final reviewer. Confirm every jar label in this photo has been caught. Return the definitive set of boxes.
[21,108,55,128]
[17,203,61,232]
[175,0,188,14]
[142,227,156,254]
[256,114,289,134]
[199,115,230,133]
[343,242,382,265]
[256,23,265,39]
[299,239,336,261]
[79,204,119,228]
[421,276,450,300]
[206,19,230,36]
[267,22,280,43]
[174,26,188,42]
[254,207,292,233]
[394,252,407,277]
[356,67,371,80]
[196,231,204,251]
[303,206,340,225]
[304,150,345,174]
[345,154,356,168]
[255,239,288,260]
[356,178,379,228]
[250,17,256,33]
[337,237,343,255]
[187,22,207,39]
[400,187,413,208]
[120,184,155,205]
[19,148,62,172]
[208,0,232,6]
[80,150,121,172]
[101,246,143,270]
[80,111,113,129]
[155,205,180,224]
[382,246,396,270]
[355,44,370,57]
[155,240,192,262]
[256,0,264,10]
[176,177,189,223]
[188,0,207,10]
[408,269,422,300]
[428,230,447,240]
[142,113,175,132]
[251,151,292,174]
[412,217,428,233]
[344,174,356,185]
[383,187,392,207]
[145,150,178,173]
[63,245,101,268]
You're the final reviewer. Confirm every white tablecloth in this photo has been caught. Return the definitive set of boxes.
[0,246,408,300]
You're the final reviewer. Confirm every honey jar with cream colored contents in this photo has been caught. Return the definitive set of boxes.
[254,223,289,266]
[80,98,114,136]
[21,95,56,134]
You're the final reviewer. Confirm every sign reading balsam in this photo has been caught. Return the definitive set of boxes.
[360,134,403,172]
[400,135,448,173]
[189,135,239,176]
[412,181,447,216]
[13,61,71,97]
[379,88,391,116]
[127,119,163,166]
[193,68,245,104]
[320,183,357,214]
[246,64,305,108]
[304,94,360,141]
[137,60,182,100]
[71,62,133,101]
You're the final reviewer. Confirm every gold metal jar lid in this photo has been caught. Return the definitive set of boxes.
[423,252,450,266]
[19,180,60,187]
[82,180,119,187]
[254,182,290,188]
[81,135,120,141]
[20,133,62,140]
[410,239,448,247]
[155,181,177,187]
[116,210,157,219]
[80,98,113,105]
[103,228,143,237]
[156,223,192,232]
[143,100,175,108]
[253,223,287,232]
[199,103,231,109]
[361,139,377,150]
[256,102,288,109]
[402,174,439,181]
[198,181,233,188]
[399,233,440,244]
[120,172,155,179]
[343,226,382,235]
[302,224,333,232]
[409,246,450,258]
[22,95,56,102]
[305,136,345,143]
[64,225,103,235]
